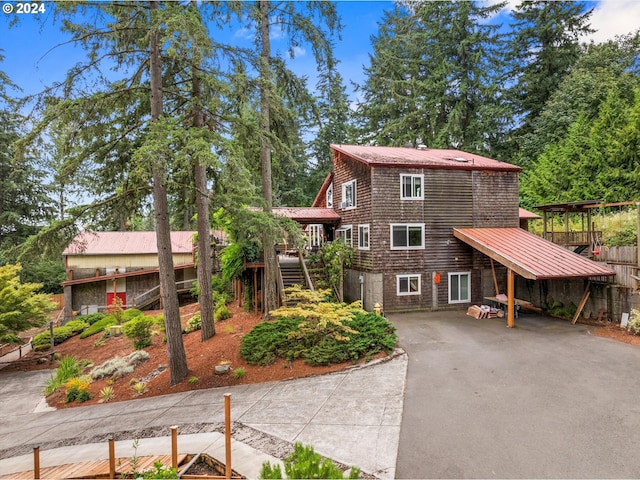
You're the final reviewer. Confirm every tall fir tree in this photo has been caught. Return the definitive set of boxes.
[506,0,594,164]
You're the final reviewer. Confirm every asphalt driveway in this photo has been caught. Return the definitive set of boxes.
[391,310,640,479]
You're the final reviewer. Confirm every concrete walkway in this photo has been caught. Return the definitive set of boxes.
[0,352,407,478]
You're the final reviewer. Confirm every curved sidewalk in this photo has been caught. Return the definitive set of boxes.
[0,351,407,479]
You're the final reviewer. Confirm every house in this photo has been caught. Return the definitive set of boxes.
[311,145,615,322]
[61,231,206,321]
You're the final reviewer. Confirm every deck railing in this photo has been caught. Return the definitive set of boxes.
[543,230,602,246]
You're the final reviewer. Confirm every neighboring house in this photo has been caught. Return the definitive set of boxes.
[312,145,614,318]
[61,231,202,321]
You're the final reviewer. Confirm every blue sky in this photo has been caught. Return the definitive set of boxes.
[1,1,638,106]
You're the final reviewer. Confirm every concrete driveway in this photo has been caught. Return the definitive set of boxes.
[391,310,640,479]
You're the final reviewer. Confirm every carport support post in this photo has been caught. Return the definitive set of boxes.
[507,268,515,328]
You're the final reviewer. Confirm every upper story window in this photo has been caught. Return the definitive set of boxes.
[390,224,425,250]
[341,179,356,209]
[336,225,353,246]
[358,224,370,250]
[326,182,333,208]
[400,174,424,200]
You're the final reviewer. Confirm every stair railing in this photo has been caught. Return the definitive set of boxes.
[298,250,315,292]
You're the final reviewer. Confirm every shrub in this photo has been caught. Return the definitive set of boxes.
[78,312,106,325]
[240,318,302,365]
[233,367,246,379]
[185,313,201,333]
[63,319,89,335]
[260,442,360,479]
[214,304,232,322]
[44,355,85,396]
[122,315,155,349]
[99,385,115,403]
[627,309,640,335]
[32,325,78,351]
[90,350,150,380]
[65,376,92,403]
[79,315,118,339]
[131,381,147,395]
[241,306,397,367]
[122,308,143,321]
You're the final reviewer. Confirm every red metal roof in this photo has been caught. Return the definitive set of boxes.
[519,207,541,220]
[272,207,341,223]
[63,231,196,256]
[331,144,521,172]
[453,227,615,280]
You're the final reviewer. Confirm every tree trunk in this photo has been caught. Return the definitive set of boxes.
[259,0,279,316]
[149,0,188,385]
[192,64,216,341]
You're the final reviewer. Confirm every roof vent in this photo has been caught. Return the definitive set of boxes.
[417,144,428,150]
[451,156,469,163]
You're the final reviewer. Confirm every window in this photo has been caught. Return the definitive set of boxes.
[358,224,370,250]
[449,272,470,303]
[326,182,333,208]
[397,274,421,296]
[341,180,356,209]
[390,224,424,249]
[400,174,423,200]
[336,225,353,246]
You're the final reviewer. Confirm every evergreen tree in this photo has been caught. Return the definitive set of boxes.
[309,63,354,196]
[357,1,507,155]
[507,0,594,163]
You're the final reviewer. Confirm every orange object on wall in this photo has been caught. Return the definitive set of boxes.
[434,273,441,284]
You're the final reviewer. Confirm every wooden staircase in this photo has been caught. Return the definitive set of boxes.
[277,253,315,306]
[279,256,307,288]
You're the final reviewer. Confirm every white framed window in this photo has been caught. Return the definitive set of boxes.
[358,224,370,250]
[449,272,471,303]
[341,179,356,209]
[390,224,424,249]
[400,174,423,200]
[336,225,353,246]
[397,274,421,296]
[326,182,333,208]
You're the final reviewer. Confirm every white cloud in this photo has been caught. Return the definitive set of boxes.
[585,0,640,43]
[291,46,306,58]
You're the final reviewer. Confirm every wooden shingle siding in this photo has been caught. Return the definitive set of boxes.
[332,147,520,312]
[472,171,519,227]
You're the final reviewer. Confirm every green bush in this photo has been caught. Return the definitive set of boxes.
[63,319,89,335]
[122,308,143,321]
[184,313,201,333]
[32,325,77,351]
[64,376,92,403]
[240,318,302,365]
[79,316,118,339]
[78,312,106,325]
[240,310,396,367]
[214,304,232,322]
[44,355,85,396]
[122,315,155,349]
[260,442,360,479]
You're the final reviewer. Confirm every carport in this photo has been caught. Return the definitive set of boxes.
[453,227,616,327]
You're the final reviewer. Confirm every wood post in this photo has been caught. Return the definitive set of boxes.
[507,268,515,328]
[33,446,40,479]
[108,438,115,479]
[171,425,178,469]
[225,393,232,479]
[490,258,500,296]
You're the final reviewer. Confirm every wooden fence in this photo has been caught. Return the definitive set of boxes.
[50,293,64,309]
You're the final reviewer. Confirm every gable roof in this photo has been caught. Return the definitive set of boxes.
[519,207,541,220]
[311,172,334,208]
[63,231,196,256]
[331,145,521,172]
[453,227,615,280]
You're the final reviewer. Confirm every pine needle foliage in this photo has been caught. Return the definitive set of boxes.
[241,291,396,367]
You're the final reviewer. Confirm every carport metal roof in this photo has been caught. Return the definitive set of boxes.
[453,228,615,280]
[453,228,616,328]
